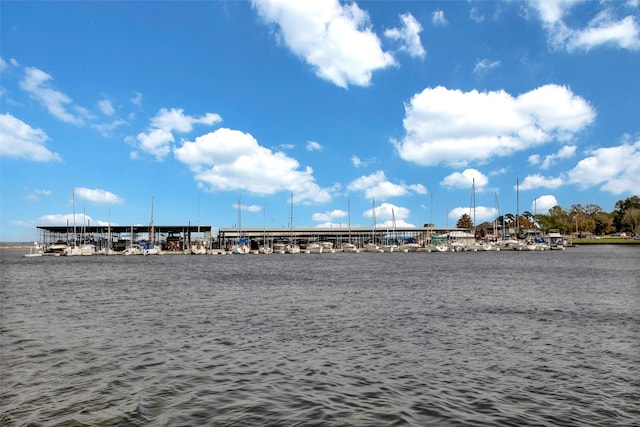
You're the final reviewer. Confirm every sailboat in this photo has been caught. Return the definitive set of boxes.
[382,208,399,252]
[64,190,95,256]
[97,209,115,255]
[364,198,382,253]
[232,194,250,254]
[142,197,161,255]
[286,192,300,254]
[24,242,44,257]
[259,205,273,254]
[342,195,359,253]
[122,225,142,255]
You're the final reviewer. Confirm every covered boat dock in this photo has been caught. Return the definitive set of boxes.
[36,224,213,252]
[217,226,467,249]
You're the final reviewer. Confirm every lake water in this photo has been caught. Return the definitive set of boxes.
[1,246,639,426]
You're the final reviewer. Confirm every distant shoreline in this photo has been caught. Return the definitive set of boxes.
[571,238,640,245]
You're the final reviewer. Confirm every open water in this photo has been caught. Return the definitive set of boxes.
[1,246,639,426]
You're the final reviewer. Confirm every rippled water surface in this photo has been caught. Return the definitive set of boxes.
[2,246,639,426]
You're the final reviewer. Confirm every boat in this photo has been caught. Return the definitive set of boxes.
[365,198,382,252]
[64,240,96,256]
[364,242,383,253]
[189,240,207,255]
[258,205,272,254]
[96,247,115,255]
[382,208,399,252]
[494,238,520,251]
[399,237,420,252]
[64,191,95,256]
[381,241,397,252]
[43,241,68,256]
[142,240,161,256]
[341,242,359,253]
[96,209,114,255]
[259,244,273,254]
[232,238,250,254]
[231,194,250,254]
[429,235,449,252]
[286,241,301,254]
[342,197,359,253]
[143,197,161,255]
[545,229,566,250]
[122,244,142,256]
[306,241,323,254]
[467,240,494,251]
[273,241,287,254]
[285,193,300,254]
[23,242,44,257]
[320,241,335,253]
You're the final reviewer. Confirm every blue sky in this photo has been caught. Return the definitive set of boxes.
[1,0,639,241]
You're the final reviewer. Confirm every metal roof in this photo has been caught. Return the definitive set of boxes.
[37,225,212,234]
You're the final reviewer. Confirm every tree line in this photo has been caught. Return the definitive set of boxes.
[455,195,640,236]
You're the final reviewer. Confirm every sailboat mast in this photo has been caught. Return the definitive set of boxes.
[516,178,520,231]
[72,188,76,246]
[472,177,476,228]
[371,198,376,241]
[108,208,111,253]
[237,194,242,240]
[150,196,155,245]
[494,192,500,239]
[348,195,351,243]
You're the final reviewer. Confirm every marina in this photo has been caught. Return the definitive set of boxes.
[27,223,570,256]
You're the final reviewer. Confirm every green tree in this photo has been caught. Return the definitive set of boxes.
[613,196,640,232]
[534,213,555,230]
[594,211,614,235]
[456,213,473,229]
[520,211,536,228]
[623,208,640,235]
[548,206,570,232]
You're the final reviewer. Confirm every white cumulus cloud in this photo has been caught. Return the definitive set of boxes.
[440,168,489,189]
[347,170,426,200]
[75,187,123,205]
[432,9,448,26]
[19,67,86,125]
[365,202,411,223]
[473,58,501,75]
[135,108,222,160]
[312,209,347,222]
[394,84,595,167]
[98,99,115,116]
[533,195,559,212]
[252,0,395,88]
[36,213,109,227]
[384,12,426,58]
[519,174,565,190]
[449,206,498,224]
[0,113,62,162]
[174,128,332,203]
[542,145,577,169]
[520,139,640,195]
[567,139,640,194]
[530,1,640,51]
[306,140,322,151]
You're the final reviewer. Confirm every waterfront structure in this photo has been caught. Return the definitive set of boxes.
[35,224,467,253]
[36,225,213,253]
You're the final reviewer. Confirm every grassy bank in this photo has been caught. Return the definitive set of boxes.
[572,238,640,245]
